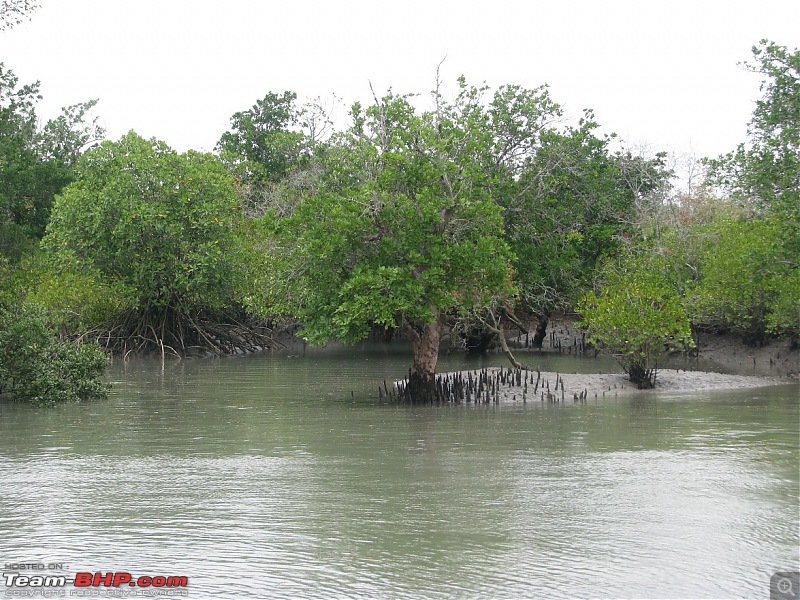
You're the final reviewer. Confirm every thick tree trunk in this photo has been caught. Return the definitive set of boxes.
[404,318,443,402]
[532,312,550,348]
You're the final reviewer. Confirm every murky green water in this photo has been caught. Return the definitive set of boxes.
[1,343,798,599]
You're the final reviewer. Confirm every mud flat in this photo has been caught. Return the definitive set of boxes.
[433,367,796,404]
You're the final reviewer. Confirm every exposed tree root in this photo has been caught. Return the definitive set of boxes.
[619,356,658,389]
[76,306,286,358]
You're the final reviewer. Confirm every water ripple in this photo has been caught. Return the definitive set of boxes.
[0,351,797,599]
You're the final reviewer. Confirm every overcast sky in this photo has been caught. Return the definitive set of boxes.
[2,0,798,163]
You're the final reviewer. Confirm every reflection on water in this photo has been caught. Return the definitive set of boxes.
[1,343,798,599]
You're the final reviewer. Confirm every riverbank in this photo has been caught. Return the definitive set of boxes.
[437,367,794,405]
[427,317,798,402]
[507,317,799,380]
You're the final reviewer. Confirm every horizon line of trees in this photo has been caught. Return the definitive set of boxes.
[1,38,797,403]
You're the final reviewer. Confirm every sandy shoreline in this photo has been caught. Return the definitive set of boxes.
[433,367,796,404]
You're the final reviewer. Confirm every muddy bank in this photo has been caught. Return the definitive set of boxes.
[505,317,799,380]
[518,368,787,403]
[419,366,795,405]
[422,317,799,403]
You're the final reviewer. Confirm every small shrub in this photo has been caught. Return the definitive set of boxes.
[579,254,694,389]
[0,304,110,406]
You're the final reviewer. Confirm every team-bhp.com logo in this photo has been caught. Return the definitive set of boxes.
[3,570,188,597]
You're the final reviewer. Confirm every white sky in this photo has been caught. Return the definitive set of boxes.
[2,0,798,163]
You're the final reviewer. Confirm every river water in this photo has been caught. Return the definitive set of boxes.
[1,343,798,599]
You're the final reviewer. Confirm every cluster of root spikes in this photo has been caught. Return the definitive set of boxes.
[384,366,591,404]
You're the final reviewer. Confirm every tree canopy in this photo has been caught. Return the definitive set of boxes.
[0,63,103,256]
[706,39,799,251]
[41,131,254,356]
[500,112,671,339]
[701,40,799,342]
[253,80,518,398]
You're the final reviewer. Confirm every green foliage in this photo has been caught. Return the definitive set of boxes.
[0,220,38,262]
[688,216,798,341]
[579,253,693,388]
[217,91,336,219]
[497,108,672,316]
[43,131,243,315]
[706,40,799,249]
[0,147,72,240]
[652,42,799,344]
[4,249,133,335]
[645,41,800,345]
[1,64,69,241]
[766,267,800,334]
[217,91,309,184]
[0,63,103,254]
[39,131,254,354]
[217,90,310,220]
[259,82,515,349]
[36,99,105,168]
[0,304,109,406]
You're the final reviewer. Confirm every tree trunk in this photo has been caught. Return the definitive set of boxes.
[481,307,532,371]
[404,318,443,402]
[532,312,549,348]
[628,359,655,389]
